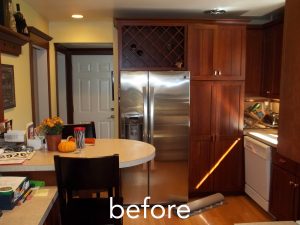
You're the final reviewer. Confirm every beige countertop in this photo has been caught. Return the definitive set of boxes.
[0,187,57,225]
[0,139,155,172]
[243,128,278,148]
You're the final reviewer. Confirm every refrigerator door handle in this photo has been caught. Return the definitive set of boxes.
[149,86,154,145]
[143,86,148,142]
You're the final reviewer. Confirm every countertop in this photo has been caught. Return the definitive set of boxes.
[0,187,57,225]
[243,128,278,148]
[0,139,155,172]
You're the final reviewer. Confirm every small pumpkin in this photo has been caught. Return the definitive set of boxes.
[58,136,76,153]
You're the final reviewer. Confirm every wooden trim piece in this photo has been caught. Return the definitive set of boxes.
[0,61,4,122]
[0,25,29,56]
[29,44,36,125]
[69,48,113,55]
[27,26,52,42]
[114,18,249,28]
[0,25,29,45]
[65,52,73,124]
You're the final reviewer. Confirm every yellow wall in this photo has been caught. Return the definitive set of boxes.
[2,0,48,129]
[49,20,119,137]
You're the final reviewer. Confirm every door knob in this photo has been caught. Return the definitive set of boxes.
[108,115,115,119]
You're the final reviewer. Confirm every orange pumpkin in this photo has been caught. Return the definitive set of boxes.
[58,136,76,153]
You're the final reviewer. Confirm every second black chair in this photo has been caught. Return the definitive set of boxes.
[54,154,123,225]
[61,121,96,139]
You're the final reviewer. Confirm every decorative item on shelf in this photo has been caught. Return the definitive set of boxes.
[13,3,28,35]
[175,60,183,69]
[8,0,16,32]
[37,116,63,151]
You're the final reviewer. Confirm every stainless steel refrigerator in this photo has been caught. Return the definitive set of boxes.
[120,71,190,204]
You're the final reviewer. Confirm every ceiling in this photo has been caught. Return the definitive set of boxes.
[23,0,285,22]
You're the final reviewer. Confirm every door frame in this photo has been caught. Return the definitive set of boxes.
[54,44,113,124]
[28,27,52,126]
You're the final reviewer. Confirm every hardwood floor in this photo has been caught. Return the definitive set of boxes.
[123,195,273,225]
[121,160,272,224]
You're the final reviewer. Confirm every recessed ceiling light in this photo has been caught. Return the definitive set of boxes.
[72,14,84,19]
[204,9,226,15]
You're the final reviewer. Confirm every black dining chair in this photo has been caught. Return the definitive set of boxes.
[54,155,123,225]
[61,121,96,139]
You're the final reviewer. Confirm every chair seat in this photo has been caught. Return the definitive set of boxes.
[62,197,123,225]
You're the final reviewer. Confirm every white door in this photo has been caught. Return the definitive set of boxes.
[72,55,114,138]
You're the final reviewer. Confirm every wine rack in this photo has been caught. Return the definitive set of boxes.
[119,24,186,70]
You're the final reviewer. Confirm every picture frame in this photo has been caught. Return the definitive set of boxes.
[1,64,16,109]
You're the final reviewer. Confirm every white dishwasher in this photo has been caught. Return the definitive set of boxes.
[244,136,272,211]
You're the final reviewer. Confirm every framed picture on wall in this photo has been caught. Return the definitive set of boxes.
[1,64,16,109]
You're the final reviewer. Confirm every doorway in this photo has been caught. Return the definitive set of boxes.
[31,45,51,125]
[55,44,114,138]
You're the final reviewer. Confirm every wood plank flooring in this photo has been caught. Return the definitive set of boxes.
[123,195,273,225]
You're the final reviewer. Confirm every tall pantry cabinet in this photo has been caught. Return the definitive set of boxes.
[188,23,245,196]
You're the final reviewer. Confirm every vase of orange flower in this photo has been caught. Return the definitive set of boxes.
[38,116,63,151]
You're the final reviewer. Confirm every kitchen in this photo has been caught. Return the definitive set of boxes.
[1,0,297,224]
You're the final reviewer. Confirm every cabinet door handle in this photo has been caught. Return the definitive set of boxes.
[218,70,222,76]
[213,70,218,76]
[266,91,270,94]
[295,183,299,188]
[289,181,294,185]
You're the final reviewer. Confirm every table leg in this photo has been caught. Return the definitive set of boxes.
[147,161,150,197]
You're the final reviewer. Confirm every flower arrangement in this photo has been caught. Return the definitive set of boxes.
[38,116,64,135]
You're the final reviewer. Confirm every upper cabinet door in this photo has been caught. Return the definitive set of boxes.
[188,24,246,81]
[215,25,246,80]
[188,24,217,79]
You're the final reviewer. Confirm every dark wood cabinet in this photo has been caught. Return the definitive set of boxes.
[189,81,244,196]
[278,0,300,164]
[261,22,283,98]
[245,27,264,96]
[245,21,283,98]
[188,24,245,80]
[270,164,298,220]
[213,82,244,192]
[116,20,187,70]
[270,152,300,220]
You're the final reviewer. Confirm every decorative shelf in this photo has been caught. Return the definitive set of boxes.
[0,25,29,56]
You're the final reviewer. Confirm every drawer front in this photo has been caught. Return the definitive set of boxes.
[272,151,297,174]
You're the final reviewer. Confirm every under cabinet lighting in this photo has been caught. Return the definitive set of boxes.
[72,14,84,19]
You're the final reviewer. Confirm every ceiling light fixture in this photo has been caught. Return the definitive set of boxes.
[204,9,226,15]
[72,14,84,19]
